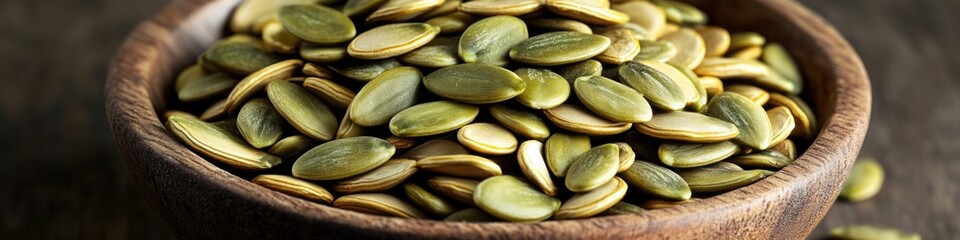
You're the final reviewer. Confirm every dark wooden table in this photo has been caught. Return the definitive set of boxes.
[1,0,956,239]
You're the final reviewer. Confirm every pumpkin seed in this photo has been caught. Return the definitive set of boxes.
[348,23,441,59]
[203,41,283,76]
[399,37,460,68]
[659,141,740,168]
[763,43,802,82]
[426,12,476,34]
[457,123,519,155]
[474,175,561,222]
[333,159,418,193]
[460,0,543,16]
[163,111,195,122]
[301,62,337,79]
[700,76,723,98]
[229,0,320,34]
[558,60,603,85]
[694,58,770,79]
[840,158,884,202]
[390,100,480,137]
[704,92,773,150]
[261,21,300,54]
[404,183,458,216]
[514,68,571,109]
[640,61,700,105]
[299,43,347,64]
[543,0,629,26]
[418,154,504,179]
[678,168,765,193]
[574,75,653,123]
[292,136,395,180]
[635,40,677,63]
[526,18,592,34]
[266,80,339,141]
[620,160,691,200]
[225,59,303,113]
[517,140,559,196]
[302,77,355,110]
[725,84,770,106]
[336,104,367,139]
[329,58,402,82]
[626,130,662,162]
[598,201,645,216]
[510,31,612,66]
[614,142,635,173]
[767,93,818,139]
[728,150,792,169]
[830,225,920,240]
[423,63,525,104]
[428,176,479,205]
[386,136,418,150]
[596,28,641,65]
[349,67,421,126]
[489,104,551,141]
[367,0,445,23]
[660,29,706,69]
[178,73,238,102]
[444,208,497,222]
[237,98,284,148]
[418,0,461,19]
[333,193,429,219]
[728,45,763,60]
[613,1,665,37]
[175,64,206,92]
[544,132,591,177]
[459,16,529,66]
[403,139,469,160]
[267,135,317,159]
[566,143,620,192]
[641,198,698,209]
[636,111,739,142]
[766,106,796,146]
[279,4,356,44]
[253,174,333,204]
[729,32,766,51]
[618,61,686,111]
[697,27,730,57]
[770,139,797,160]
[554,177,628,219]
[166,115,282,171]
[543,104,633,136]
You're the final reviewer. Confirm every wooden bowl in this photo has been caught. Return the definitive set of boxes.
[105,0,871,238]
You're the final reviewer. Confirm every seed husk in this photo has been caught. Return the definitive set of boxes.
[299,43,347,64]
[348,23,441,59]
[613,1,665,37]
[459,15,529,66]
[443,208,497,222]
[659,29,706,69]
[403,183,458,216]
[459,0,543,16]
[302,77,356,110]
[543,0,630,26]
[350,67,422,126]
[543,104,633,136]
[678,168,765,193]
[766,106,796,146]
[279,4,356,44]
[366,0,446,23]
[840,158,884,202]
[292,136,395,180]
[237,98,284,148]
[343,0,390,17]
[728,150,792,169]
[618,61,686,111]
[509,31,612,66]
[830,225,920,240]
[575,75,653,123]
[403,139,469,160]
[659,141,740,168]
[399,37,461,68]
[598,201,645,216]
[704,92,773,150]
[566,143,620,192]
[427,176,479,205]
[554,177,628,219]
[333,193,429,219]
[418,154,504,179]
[489,104,551,141]
[225,59,303,113]
[620,160,691,200]
[729,32,766,51]
[558,60,603,85]
[725,84,770,106]
[457,123,519,155]
[252,174,334,204]
[266,80,339,141]
[514,68,571,110]
[517,140,559,196]
[697,27,731,57]
[526,18,593,34]
[334,159,418,193]
[635,40,678,63]
[389,100,480,137]
[614,142,636,173]
[474,175,561,222]
[767,93,818,139]
[596,28,641,65]
[423,63,526,104]
[637,111,739,142]
[166,115,282,171]
[267,135,317,159]
[544,133,591,177]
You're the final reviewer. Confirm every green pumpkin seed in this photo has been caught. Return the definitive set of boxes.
[229,0,320,34]
[333,159,418,193]
[598,201,645,216]
[625,130,663,162]
[400,37,461,68]
[444,208,497,222]
[596,28,641,65]
[225,59,303,113]
[418,154,504,179]
[701,161,744,171]
[704,92,773,150]
[330,58,403,82]
[459,16,529,66]
[574,75,653,123]
[543,104,633,136]
[348,23,441,59]
[457,123,519,155]
[830,225,920,240]
[770,139,797,160]
[659,29,706,69]
[613,1,665,37]
[526,18,593,34]
[423,63,526,104]
[543,0,629,26]
[266,80,339,141]
[652,0,706,25]
[301,62,337,79]
[767,93,818,139]
[166,115,281,171]
[614,142,635,173]
[267,135,318,159]
[252,174,333,204]
[728,150,792,169]
[618,61,686,111]
[426,12,475,34]
[659,141,740,168]
[558,60,603,85]
[292,136,394,180]
[460,0,543,16]
[366,0,445,23]
[725,84,770,106]
[635,40,678,63]
[474,175,561,222]
[163,110,195,122]
[763,43,802,85]
[694,58,770,80]
[517,140,559,196]
[404,183,458,216]
[386,136,419,150]
[677,168,765,193]
[403,139,469,160]
[641,198,698,210]
[509,31,612,66]
[336,104,368,139]
[389,100,480,137]
[261,21,300,54]
[210,119,243,138]
[544,132,591,177]
[203,41,283,76]
[697,27,731,57]
[514,68,570,109]
[767,106,796,146]
[178,73,239,102]
[279,4,356,44]
[729,32,766,51]
[620,160,691,200]
[428,176,479,205]
[640,61,700,105]
[554,177,628,219]
[299,43,347,64]
[333,193,429,219]
[672,64,708,111]
[418,0,460,19]
[700,76,723,98]
[489,104,551,141]
[840,158,884,202]
[343,0,390,17]
[302,77,356,110]
[175,64,206,92]
[636,111,739,142]
[237,98,284,148]
[566,143,620,192]
[349,67,421,126]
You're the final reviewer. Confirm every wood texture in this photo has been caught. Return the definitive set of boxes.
[3,0,955,239]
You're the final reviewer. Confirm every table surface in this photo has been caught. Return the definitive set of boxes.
[2,0,957,239]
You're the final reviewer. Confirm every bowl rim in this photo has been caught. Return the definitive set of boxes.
[105,0,871,238]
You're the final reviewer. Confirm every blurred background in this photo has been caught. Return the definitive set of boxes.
[1,0,957,239]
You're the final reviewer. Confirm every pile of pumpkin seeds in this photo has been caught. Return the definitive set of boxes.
[165,0,819,222]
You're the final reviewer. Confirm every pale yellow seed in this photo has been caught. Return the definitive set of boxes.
[457,123,519,155]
